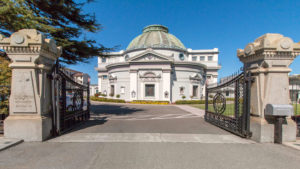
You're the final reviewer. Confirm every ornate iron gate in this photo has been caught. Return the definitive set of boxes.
[51,62,90,135]
[205,69,252,138]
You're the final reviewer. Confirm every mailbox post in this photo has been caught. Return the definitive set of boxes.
[265,104,294,144]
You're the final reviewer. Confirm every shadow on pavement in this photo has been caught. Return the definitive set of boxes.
[66,103,144,133]
[90,103,144,116]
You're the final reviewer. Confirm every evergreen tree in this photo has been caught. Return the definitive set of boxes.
[0,54,11,114]
[0,0,109,64]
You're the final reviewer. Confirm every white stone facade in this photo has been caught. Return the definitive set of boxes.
[90,84,99,96]
[61,68,90,86]
[96,25,221,102]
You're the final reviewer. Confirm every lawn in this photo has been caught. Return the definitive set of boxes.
[190,104,241,117]
[294,104,300,116]
[191,103,300,116]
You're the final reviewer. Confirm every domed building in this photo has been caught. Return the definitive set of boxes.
[96,25,221,102]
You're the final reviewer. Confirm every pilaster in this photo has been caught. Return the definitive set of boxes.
[162,69,171,102]
[130,69,138,100]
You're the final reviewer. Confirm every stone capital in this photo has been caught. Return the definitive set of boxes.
[0,29,62,70]
[237,33,300,69]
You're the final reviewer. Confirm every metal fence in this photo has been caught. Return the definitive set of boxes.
[0,85,10,134]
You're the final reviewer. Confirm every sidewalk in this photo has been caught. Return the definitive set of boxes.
[0,136,23,151]
[283,138,300,150]
[175,105,205,117]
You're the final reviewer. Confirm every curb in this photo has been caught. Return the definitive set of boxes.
[0,138,23,152]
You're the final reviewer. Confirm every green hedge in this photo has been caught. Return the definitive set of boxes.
[90,96,126,103]
[226,98,235,101]
[131,100,169,105]
[175,98,238,104]
[175,100,213,104]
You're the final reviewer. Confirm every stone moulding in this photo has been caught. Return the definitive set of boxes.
[139,72,161,82]
[237,33,300,64]
[0,29,62,68]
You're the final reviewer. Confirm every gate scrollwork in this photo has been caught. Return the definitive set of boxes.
[213,92,226,114]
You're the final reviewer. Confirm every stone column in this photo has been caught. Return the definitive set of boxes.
[0,29,61,141]
[237,33,300,142]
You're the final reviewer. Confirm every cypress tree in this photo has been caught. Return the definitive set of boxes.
[0,0,109,64]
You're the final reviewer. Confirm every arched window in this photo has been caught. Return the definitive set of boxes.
[180,87,184,95]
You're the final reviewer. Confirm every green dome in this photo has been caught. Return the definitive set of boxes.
[126,25,186,50]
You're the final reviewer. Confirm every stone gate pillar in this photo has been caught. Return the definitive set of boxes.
[237,33,300,142]
[0,29,61,141]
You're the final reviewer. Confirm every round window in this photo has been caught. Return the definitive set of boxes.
[125,55,129,60]
[179,53,184,60]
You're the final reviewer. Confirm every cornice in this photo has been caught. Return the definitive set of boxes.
[173,61,207,69]
[237,33,300,64]
[0,29,62,66]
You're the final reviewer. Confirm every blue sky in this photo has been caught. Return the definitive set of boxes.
[68,0,300,84]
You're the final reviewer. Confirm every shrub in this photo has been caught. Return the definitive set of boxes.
[182,95,186,99]
[94,92,100,97]
[116,94,120,98]
[90,96,125,103]
[175,100,213,104]
[131,100,169,105]
[226,98,235,101]
[0,99,9,115]
[109,93,114,97]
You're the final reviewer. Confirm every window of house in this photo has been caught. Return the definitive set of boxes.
[102,75,108,80]
[101,58,106,63]
[121,86,125,94]
[145,84,155,97]
[200,56,205,61]
[192,56,197,61]
[208,56,213,61]
[96,90,99,93]
[179,53,184,61]
[164,91,169,98]
[180,87,184,95]
[226,91,229,96]
[110,85,115,96]
[192,85,198,97]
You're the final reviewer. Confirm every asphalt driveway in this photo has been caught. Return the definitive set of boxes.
[71,101,230,134]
